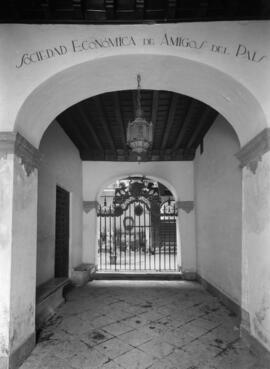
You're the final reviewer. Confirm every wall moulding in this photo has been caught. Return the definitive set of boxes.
[83,200,98,213]
[235,128,270,174]
[0,132,40,176]
[176,200,194,213]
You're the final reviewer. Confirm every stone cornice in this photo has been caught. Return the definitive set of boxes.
[176,201,194,213]
[83,201,98,213]
[0,132,40,175]
[236,128,270,174]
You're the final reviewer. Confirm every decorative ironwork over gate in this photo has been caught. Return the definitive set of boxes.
[97,177,178,272]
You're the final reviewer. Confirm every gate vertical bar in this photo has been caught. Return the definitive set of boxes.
[143,202,146,271]
[158,204,161,271]
[139,203,141,271]
[119,211,122,270]
[114,210,116,271]
[109,205,112,270]
[163,206,166,271]
[105,207,107,270]
[148,205,151,271]
[169,206,171,270]
[129,204,131,271]
[134,203,136,271]
[174,204,176,270]
[124,207,127,271]
[99,205,102,270]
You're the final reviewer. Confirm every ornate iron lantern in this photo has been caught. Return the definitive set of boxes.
[127,74,153,161]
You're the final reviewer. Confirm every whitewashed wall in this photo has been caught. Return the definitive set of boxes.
[194,115,242,304]
[37,121,83,286]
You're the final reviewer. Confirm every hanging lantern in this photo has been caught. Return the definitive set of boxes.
[127,74,153,160]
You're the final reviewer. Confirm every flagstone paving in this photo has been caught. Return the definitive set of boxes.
[20,280,269,369]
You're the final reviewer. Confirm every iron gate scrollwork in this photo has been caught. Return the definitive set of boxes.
[97,177,178,272]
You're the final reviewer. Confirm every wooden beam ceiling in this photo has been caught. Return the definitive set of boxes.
[1,0,269,23]
[57,89,218,162]
[172,100,201,151]
[186,107,218,149]
[113,92,126,147]
[151,91,159,126]
[161,93,178,150]
[94,96,116,151]
[75,104,104,152]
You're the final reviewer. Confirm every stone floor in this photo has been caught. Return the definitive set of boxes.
[20,280,269,369]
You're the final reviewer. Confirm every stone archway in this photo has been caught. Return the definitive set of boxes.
[13,53,267,149]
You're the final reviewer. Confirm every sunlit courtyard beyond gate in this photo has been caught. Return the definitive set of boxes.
[20,281,267,369]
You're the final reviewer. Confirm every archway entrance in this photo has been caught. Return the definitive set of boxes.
[97,176,178,272]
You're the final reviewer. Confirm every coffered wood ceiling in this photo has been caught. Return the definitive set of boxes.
[1,0,269,23]
[57,90,218,161]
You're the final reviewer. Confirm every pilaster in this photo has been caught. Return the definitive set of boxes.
[0,132,39,368]
[82,200,98,264]
[176,200,196,275]
[236,128,270,352]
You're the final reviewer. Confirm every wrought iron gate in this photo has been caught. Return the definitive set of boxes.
[97,178,178,272]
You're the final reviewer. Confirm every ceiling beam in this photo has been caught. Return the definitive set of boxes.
[172,100,201,151]
[41,0,52,18]
[60,111,90,154]
[132,90,137,118]
[167,0,177,18]
[74,104,104,151]
[186,108,218,148]
[161,93,178,150]
[151,91,159,125]
[197,0,209,17]
[94,96,116,151]
[105,0,115,20]
[113,92,126,147]
[72,0,83,18]
[135,0,145,19]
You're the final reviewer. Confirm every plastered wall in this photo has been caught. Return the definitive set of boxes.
[242,150,270,350]
[194,115,242,304]
[37,121,83,286]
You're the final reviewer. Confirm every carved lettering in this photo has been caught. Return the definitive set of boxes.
[16,45,68,68]
[211,44,229,54]
[72,36,136,53]
[161,33,207,50]
[236,43,267,63]
[15,34,268,69]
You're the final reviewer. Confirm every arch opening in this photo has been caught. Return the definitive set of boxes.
[14,53,268,150]
[96,175,180,273]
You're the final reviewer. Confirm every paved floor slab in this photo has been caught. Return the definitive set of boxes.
[20,280,269,369]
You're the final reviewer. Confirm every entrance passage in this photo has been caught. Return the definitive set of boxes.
[97,177,178,272]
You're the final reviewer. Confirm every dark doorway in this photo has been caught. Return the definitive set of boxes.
[55,185,70,278]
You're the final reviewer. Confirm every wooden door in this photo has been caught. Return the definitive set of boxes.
[55,186,70,278]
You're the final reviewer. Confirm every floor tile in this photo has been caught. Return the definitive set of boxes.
[102,321,134,336]
[138,337,175,359]
[114,347,154,369]
[95,337,133,359]
[118,327,153,347]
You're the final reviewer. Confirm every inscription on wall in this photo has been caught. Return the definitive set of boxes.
[16,33,267,69]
